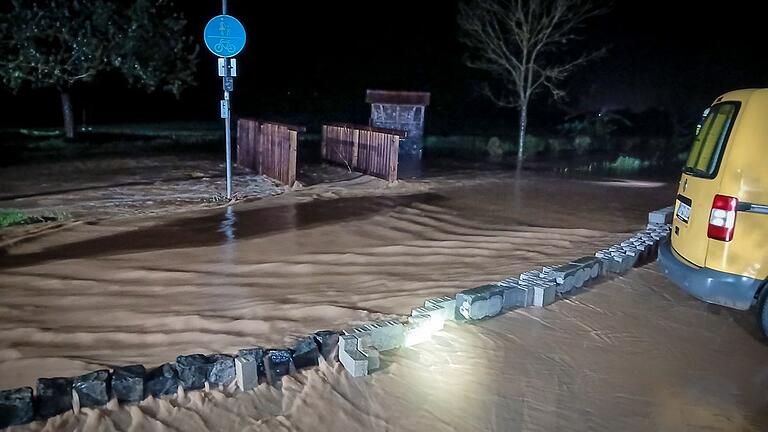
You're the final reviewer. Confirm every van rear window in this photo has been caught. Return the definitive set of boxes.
[684,102,739,178]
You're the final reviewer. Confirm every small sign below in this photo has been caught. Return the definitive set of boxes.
[217,58,238,77]
[220,100,230,119]
[204,15,246,58]
[223,77,234,92]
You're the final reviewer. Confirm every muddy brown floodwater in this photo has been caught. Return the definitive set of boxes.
[2,172,768,431]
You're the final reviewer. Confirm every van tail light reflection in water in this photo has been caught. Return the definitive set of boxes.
[708,194,738,242]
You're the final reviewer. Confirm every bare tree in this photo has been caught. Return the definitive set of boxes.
[459,0,607,168]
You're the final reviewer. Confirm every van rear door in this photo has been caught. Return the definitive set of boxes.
[671,102,739,267]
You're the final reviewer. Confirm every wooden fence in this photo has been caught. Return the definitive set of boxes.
[237,119,304,186]
[321,123,404,182]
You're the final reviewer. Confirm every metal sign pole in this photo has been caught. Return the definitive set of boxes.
[224,81,232,199]
[222,0,232,199]
[204,1,245,200]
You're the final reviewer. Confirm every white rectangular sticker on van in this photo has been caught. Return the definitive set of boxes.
[676,200,692,224]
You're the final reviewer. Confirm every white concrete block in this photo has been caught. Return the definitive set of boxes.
[498,278,534,308]
[235,356,258,392]
[570,256,602,281]
[411,305,448,330]
[573,268,587,288]
[519,270,544,283]
[365,347,380,370]
[519,279,556,307]
[339,334,368,377]
[649,206,674,225]
[455,285,505,321]
[424,295,456,319]
[595,250,623,273]
[543,263,580,293]
[362,320,405,351]
[609,247,637,270]
[531,280,556,307]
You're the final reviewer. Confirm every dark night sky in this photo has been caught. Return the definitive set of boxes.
[2,0,766,131]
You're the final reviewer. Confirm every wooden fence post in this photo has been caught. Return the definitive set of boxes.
[288,128,297,186]
[351,128,360,168]
[389,135,399,182]
[321,125,327,160]
[253,121,261,174]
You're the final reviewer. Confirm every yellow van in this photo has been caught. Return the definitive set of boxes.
[659,88,768,336]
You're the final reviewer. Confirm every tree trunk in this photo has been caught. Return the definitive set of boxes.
[516,102,528,171]
[59,89,75,139]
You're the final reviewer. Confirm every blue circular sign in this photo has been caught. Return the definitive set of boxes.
[204,15,246,58]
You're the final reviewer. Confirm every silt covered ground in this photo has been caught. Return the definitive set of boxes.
[1,165,767,431]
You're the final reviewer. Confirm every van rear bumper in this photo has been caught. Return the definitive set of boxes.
[658,241,763,310]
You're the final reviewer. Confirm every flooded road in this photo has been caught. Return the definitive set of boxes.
[0,193,446,268]
[2,172,768,431]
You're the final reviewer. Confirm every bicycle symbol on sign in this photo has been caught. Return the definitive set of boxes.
[214,39,236,55]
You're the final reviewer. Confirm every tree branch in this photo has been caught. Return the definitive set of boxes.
[458,0,607,108]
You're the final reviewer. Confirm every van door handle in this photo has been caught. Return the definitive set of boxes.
[738,202,768,215]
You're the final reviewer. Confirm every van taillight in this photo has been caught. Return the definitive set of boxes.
[707,194,738,242]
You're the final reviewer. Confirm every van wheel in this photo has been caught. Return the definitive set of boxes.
[757,284,768,339]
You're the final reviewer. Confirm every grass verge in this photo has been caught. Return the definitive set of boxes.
[0,209,67,228]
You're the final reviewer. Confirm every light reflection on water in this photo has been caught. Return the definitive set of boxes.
[219,206,237,242]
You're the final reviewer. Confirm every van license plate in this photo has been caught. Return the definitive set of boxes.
[676,200,691,223]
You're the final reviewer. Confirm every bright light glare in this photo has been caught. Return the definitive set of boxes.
[404,314,445,347]
[425,315,445,332]
[404,325,432,347]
